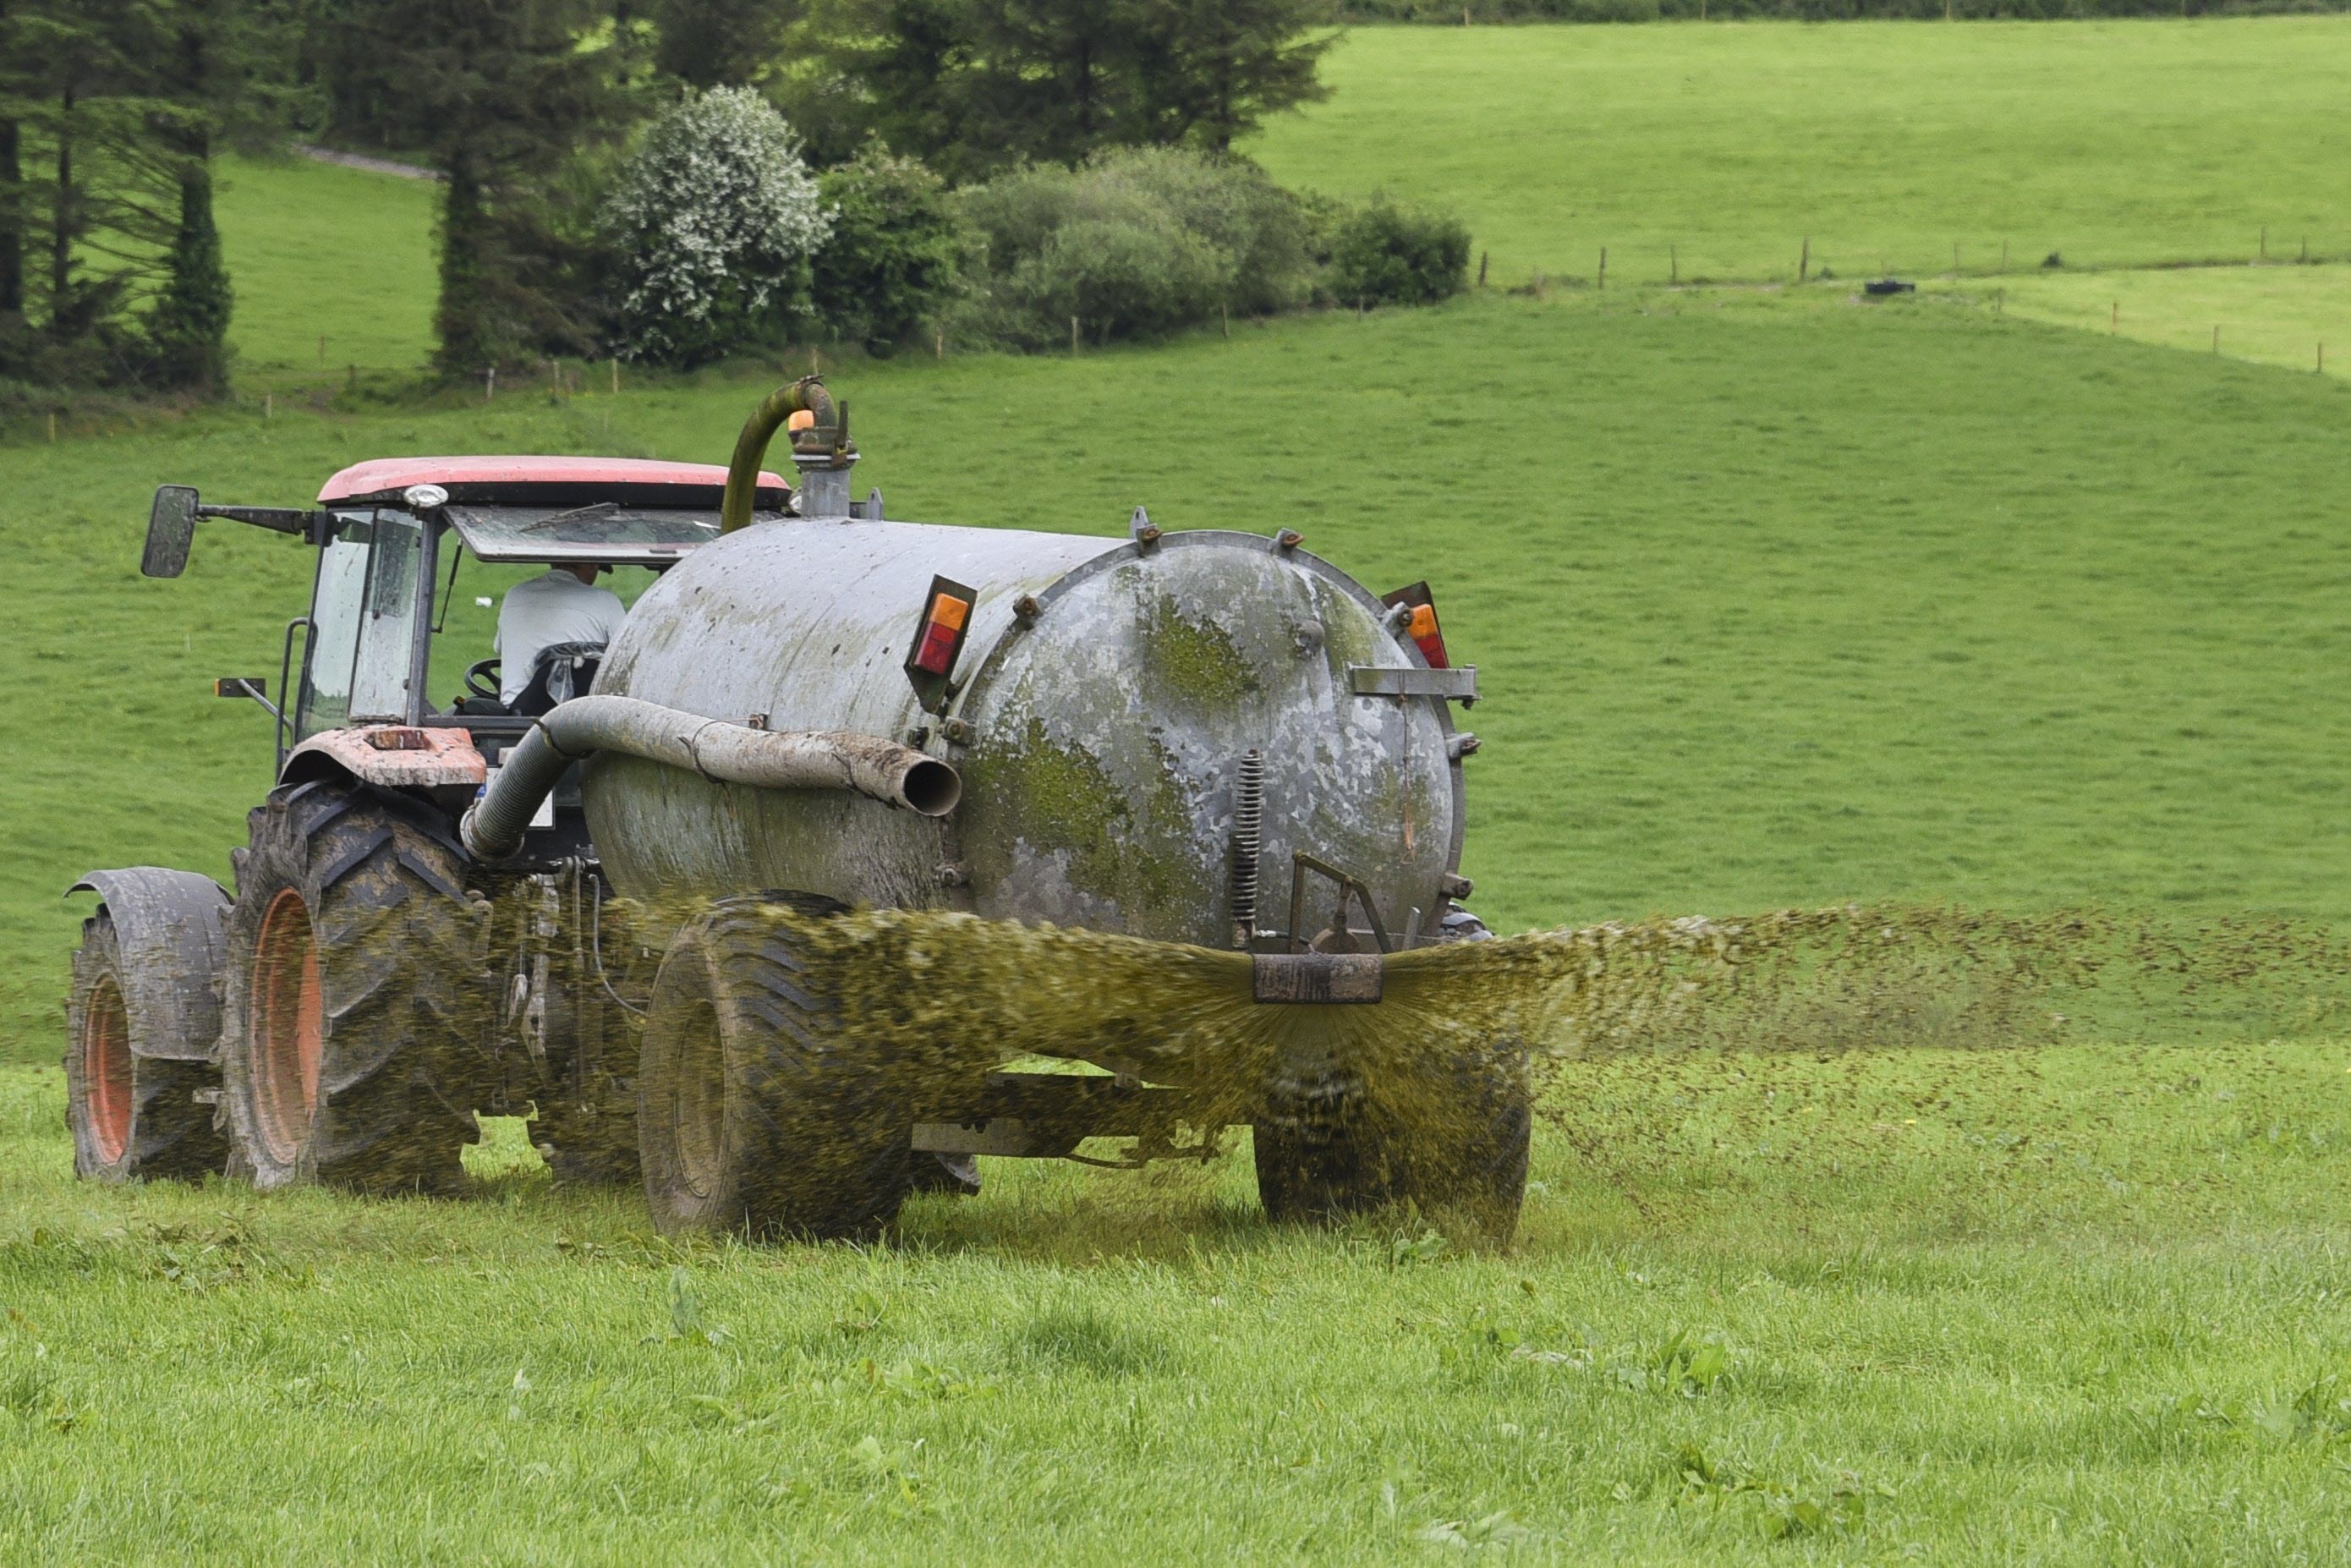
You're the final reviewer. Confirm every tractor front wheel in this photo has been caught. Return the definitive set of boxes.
[65,884,231,1183]
[216,782,485,1193]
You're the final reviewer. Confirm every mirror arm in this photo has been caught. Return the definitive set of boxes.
[195,505,324,537]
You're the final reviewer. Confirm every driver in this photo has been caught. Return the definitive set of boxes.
[496,562,622,707]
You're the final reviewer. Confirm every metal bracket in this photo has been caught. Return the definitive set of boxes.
[1349,665,1478,701]
[1251,952,1384,1004]
[1286,851,1391,955]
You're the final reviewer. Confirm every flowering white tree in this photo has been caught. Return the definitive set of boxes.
[602,88,833,366]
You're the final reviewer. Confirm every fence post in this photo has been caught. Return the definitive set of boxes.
[2110,301,2118,334]
[1670,244,1678,284]
[1071,315,1081,353]
[1597,247,1607,290]
[2261,225,2268,260]
[1798,236,1809,282]
[1477,250,1488,288]
[611,357,620,394]
[485,365,496,402]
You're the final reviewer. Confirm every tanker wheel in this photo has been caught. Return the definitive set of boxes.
[65,910,228,1182]
[636,896,915,1242]
[1254,911,1531,1243]
[216,781,485,1194]
[1254,1043,1530,1242]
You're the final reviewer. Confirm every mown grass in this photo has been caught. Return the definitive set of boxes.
[1251,19,2351,284]
[1958,261,2351,379]
[0,1035,2346,1562]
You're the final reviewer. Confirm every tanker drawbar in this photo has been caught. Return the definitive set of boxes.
[74,375,1528,1245]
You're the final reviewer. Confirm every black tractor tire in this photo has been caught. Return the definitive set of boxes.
[65,906,229,1183]
[1253,909,1531,1242]
[216,781,485,1194]
[636,896,915,1242]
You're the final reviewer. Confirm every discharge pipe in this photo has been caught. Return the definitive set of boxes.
[460,694,960,862]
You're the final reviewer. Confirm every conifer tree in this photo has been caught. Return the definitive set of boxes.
[649,0,795,89]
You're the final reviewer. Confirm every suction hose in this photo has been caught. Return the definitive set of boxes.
[721,376,840,535]
[460,694,960,862]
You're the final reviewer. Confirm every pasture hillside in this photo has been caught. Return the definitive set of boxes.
[1250,19,2351,285]
[6,288,2349,1047]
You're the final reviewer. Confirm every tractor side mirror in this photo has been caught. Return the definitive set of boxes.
[143,485,200,578]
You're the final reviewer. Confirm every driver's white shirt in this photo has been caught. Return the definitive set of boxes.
[496,569,623,703]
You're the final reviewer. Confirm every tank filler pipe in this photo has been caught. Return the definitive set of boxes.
[720,376,840,535]
[459,694,961,862]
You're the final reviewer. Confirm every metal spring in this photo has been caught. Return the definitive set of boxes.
[1230,749,1263,949]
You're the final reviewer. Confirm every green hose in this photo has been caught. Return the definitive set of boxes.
[719,376,840,535]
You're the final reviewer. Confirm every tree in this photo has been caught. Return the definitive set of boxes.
[348,0,622,374]
[809,143,967,353]
[1132,0,1332,152]
[648,0,795,88]
[804,0,1336,178]
[601,86,830,365]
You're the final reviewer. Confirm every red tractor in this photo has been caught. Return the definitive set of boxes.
[68,452,786,1193]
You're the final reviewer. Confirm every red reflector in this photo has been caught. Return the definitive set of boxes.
[1415,631,1450,670]
[913,621,959,676]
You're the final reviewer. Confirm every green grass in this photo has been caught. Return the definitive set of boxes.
[14,34,2351,1549]
[12,288,2348,1037]
[1252,18,2351,284]
[1957,261,2351,378]
[1,1038,2347,1562]
[212,153,439,386]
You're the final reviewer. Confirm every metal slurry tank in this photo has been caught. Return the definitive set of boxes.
[587,516,1466,949]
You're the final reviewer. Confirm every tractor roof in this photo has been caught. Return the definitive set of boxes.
[318,456,790,510]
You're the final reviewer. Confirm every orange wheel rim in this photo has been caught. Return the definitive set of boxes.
[80,978,133,1165]
[251,888,323,1165]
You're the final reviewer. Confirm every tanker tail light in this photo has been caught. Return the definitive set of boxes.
[905,575,978,712]
[1382,582,1450,670]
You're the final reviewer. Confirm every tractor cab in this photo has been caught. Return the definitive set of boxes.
[143,457,792,858]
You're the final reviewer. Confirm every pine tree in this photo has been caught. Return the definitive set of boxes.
[1132,0,1332,153]
[146,159,232,388]
[352,0,622,375]
[648,0,794,88]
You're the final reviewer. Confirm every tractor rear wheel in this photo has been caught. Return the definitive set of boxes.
[65,904,229,1183]
[217,781,485,1193]
[636,896,914,1241]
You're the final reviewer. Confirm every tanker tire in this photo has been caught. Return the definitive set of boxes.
[1254,909,1529,1243]
[637,897,914,1242]
[1254,1046,1529,1243]
[65,912,227,1183]
[217,781,484,1194]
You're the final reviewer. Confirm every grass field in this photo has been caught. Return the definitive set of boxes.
[1252,19,2351,285]
[1,1037,2347,1563]
[213,154,438,386]
[14,289,2351,1042]
[1958,262,2351,379]
[10,19,2351,1561]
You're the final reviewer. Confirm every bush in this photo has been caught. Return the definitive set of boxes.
[1328,198,1471,307]
[812,145,971,355]
[956,147,1318,348]
[600,87,832,367]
